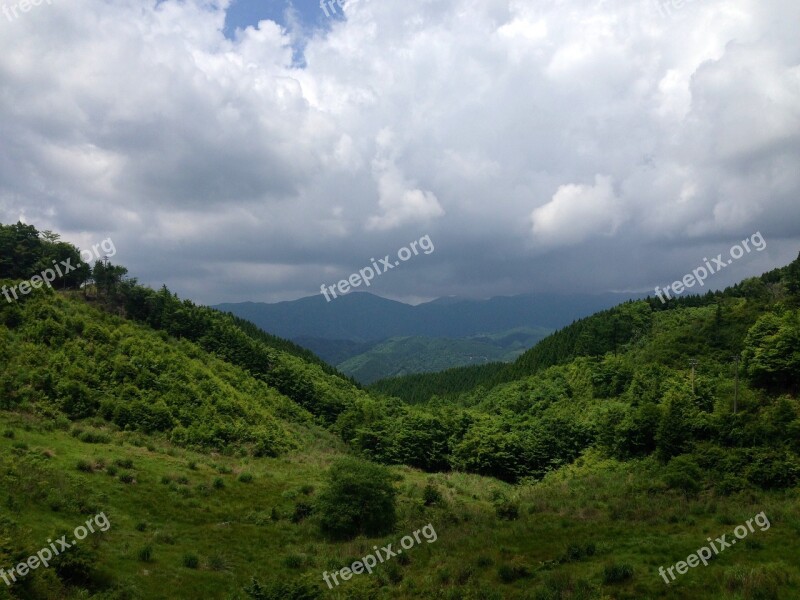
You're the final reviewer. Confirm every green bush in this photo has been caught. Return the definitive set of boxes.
[137,545,153,562]
[291,502,313,524]
[317,457,397,540]
[495,500,520,521]
[76,459,94,473]
[498,561,529,583]
[238,472,254,483]
[602,563,633,584]
[79,430,111,444]
[423,483,443,506]
[182,553,199,569]
[663,455,703,496]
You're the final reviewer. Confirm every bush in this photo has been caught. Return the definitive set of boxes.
[423,483,443,507]
[79,430,111,444]
[76,459,94,473]
[182,553,199,569]
[119,472,135,484]
[213,477,225,490]
[2,429,14,439]
[663,455,703,496]
[135,522,147,532]
[137,545,154,562]
[317,457,397,540]
[603,563,633,584]
[495,500,520,521]
[498,560,529,583]
[243,577,322,600]
[291,502,313,524]
[114,458,134,469]
[238,472,254,483]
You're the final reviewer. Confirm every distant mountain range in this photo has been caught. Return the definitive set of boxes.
[212,291,644,382]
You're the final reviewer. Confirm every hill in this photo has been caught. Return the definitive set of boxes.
[213,291,637,342]
[214,291,634,382]
[1,221,800,599]
[336,327,551,384]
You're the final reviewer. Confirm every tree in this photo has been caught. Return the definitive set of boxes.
[317,457,397,540]
[743,311,800,393]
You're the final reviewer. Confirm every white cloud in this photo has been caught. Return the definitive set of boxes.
[0,0,798,302]
[531,175,624,247]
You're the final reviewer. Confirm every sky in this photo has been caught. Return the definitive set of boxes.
[0,0,798,305]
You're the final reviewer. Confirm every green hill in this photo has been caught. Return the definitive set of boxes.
[336,328,552,384]
[1,221,799,599]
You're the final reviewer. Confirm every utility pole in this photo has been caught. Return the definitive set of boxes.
[689,359,699,395]
[733,356,740,414]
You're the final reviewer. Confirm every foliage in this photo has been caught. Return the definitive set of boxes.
[317,457,397,540]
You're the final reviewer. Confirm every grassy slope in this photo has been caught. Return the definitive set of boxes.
[1,414,798,600]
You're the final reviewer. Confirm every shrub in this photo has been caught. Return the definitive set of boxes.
[300,484,314,495]
[2,429,14,439]
[498,561,529,583]
[317,457,397,540]
[135,522,148,532]
[79,430,111,444]
[208,553,229,571]
[663,455,703,496]
[495,500,520,521]
[291,502,313,524]
[212,477,225,490]
[603,563,633,584]
[238,472,254,483]
[283,554,305,569]
[137,545,154,562]
[119,472,135,484]
[76,459,94,473]
[243,577,322,600]
[106,465,119,477]
[114,458,134,469]
[423,483,443,507]
[182,554,199,569]
[52,543,101,588]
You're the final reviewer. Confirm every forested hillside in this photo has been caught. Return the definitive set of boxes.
[1,222,799,599]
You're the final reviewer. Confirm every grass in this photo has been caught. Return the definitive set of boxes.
[0,412,798,599]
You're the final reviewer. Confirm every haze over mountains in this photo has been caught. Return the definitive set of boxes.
[213,291,643,382]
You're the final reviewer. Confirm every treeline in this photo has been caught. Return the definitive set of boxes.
[372,254,800,404]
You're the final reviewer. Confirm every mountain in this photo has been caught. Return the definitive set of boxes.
[212,291,643,342]
[213,292,640,382]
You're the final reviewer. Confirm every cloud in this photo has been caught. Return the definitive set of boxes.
[531,175,624,247]
[0,0,798,303]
